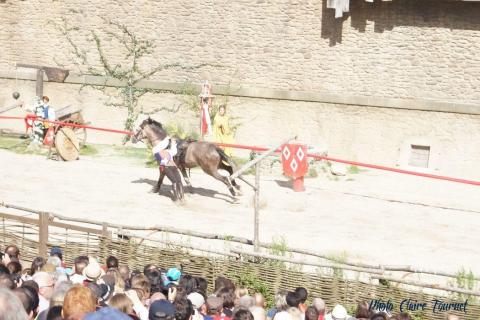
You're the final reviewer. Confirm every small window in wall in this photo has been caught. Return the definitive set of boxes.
[408,145,430,168]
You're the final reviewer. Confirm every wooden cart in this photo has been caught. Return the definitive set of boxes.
[52,106,88,161]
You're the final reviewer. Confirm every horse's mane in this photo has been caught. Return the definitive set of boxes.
[147,118,167,138]
[148,118,163,129]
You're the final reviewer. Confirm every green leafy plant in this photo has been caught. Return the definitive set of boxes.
[227,268,274,308]
[51,14,211,142]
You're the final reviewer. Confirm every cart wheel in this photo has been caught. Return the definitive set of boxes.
[55,127,80,161]
[74,127,87,147]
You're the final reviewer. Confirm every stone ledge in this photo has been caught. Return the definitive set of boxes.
[1,70,479,115]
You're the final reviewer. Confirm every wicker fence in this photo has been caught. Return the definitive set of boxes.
[0,210,478,320]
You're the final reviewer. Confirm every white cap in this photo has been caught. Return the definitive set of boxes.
[187,292,205,310]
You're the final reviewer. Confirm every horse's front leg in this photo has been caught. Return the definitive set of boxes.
[153,167,166,193]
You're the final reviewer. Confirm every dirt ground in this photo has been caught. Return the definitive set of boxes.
[0,147,479,276]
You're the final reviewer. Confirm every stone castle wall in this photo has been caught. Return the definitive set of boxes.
[1,0,480,179]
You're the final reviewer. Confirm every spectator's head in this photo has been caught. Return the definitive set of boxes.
[238,295,255,309]
[50,280,73,307]
[32,272,54,300]
[22,280,39,293]
[370,313,388,320]
[249,307,266,320]
[195,277,208,296]
[286,308,302,320]
[312,298,325,316]
[391,313,412,320]
[286,292,301,308]
[74,255,89,275]
[106,268,126,293]
[179,275,197,295]
[50,247,63,261]
[83,307,132,320]
[305,307,318,320]
[46,305,63,320]
[0,274,16,289]
[151,291,167,304]
[446,315,459,320]
[214,276,235,293]
[109,293,133,314]
[217,287,235,309]
[165,268,182,286]
[144,267,162,294]
[13,286,39,320]
[97,275,115,304]
[62,285,97,319]
[274,290,288,312]
[46,256,62,269]
[234,309,254,320]
[131,274,151,302]
[119,265,131,283]
[106,256,119,269]
[149,300,176,320]
[254,293,266,308]
[187,292,205,311]
[143,263,158,274]
[235,287,249,299]
[0,287,29,320]
[206,296,224,316]
[83,257,105,282]
[356,301,371,319]
[330,305,348,320]
[174,298,194,320]
[294,288,307,304]
[30,257,46,276]
[4,244,20,259]
[7,261,22,274]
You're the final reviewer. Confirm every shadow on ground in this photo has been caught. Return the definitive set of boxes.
[131,178,236,203]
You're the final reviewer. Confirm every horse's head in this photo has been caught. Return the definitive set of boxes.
[132,115,167,143]
[131,115,150,143]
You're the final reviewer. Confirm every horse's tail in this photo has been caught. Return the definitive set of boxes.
[215,146,237,172]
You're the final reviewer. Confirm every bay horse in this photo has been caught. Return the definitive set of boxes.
[133,117,241,197]
[132,118,184,202]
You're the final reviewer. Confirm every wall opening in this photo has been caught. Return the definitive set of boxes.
[408,145,430,168]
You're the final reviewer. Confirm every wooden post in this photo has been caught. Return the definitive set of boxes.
[230,136,297,181]
[36,69,44,97]
[254,163,260,252]
[38,212,49,257]
[102,223,110,262]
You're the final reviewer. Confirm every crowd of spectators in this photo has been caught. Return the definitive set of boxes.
[0,244,459,320]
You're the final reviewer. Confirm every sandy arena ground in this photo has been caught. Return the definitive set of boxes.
[0,148,479,275]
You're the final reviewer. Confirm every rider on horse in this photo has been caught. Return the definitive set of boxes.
[152,134,178,166]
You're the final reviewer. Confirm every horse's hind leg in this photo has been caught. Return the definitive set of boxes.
[210,170,237,197]
[219,162,241,191]
[180,167,192,187]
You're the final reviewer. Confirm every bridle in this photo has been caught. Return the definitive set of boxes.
[132,123,146,143]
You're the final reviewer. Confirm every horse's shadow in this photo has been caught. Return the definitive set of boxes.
[131,178,235,203]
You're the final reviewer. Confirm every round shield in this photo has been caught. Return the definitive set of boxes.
[55,127,80,161]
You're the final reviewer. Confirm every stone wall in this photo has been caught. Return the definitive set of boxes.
[1,0,480,180]
[1,0,480,103]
